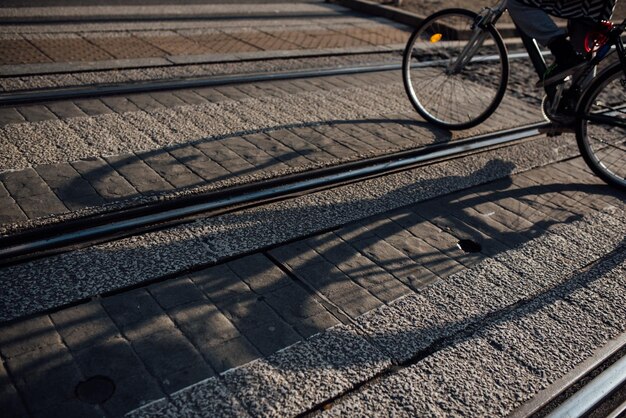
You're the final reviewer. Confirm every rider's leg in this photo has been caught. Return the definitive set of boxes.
[507,0,564,46]
[508,0,584,83]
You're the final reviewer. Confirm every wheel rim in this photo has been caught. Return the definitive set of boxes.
[580,70,626,188]
[404,11,507,128]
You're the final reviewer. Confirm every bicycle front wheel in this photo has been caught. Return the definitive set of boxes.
[576,63,626,190]
[402,9,509,130]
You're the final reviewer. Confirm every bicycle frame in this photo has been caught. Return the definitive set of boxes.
[453,0,626,111]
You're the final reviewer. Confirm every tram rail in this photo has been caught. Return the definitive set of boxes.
[0,51,538,106]
[0,121,551,268]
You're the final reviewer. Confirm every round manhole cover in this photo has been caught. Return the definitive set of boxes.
[457,239,482,253]
[75,376,115,404]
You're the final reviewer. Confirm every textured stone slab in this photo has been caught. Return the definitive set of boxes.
[484,298,617,384]
[322,337,540,417]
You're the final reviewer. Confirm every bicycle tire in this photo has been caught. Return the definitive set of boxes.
[575,62,626,190]
[402,8,509,130]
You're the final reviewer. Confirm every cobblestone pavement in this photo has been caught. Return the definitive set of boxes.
[0,153,624,417]
[0,3,409,73]
[1,2,625,417]
[0,61,543,233]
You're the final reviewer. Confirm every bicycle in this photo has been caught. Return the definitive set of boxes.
[402,0,626,189]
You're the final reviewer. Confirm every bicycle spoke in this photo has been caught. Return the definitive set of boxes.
[403,9,507,128]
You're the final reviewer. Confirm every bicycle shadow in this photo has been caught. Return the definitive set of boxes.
[45,116,451,214]
[2,158,623,417]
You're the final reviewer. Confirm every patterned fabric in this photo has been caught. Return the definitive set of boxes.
[517,0,617,21]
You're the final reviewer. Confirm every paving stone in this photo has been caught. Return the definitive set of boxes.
[193,139,248,164]
[0,107,26,125]
[126,94,166,112]
[242,132,313,167]
[518,171,591,216]
[104,153,172,194]
[239,317,302,356]
[269,239,322,270]
[264,129,327,162]
[312,235,410,303]
[73,99,114,116]
[0,181,27,224]
[101,370,164,417]
[161,362,215,395]
[35,162,105,210]
[50,301,120,352]
[379,229,465,279]
[149,277,206,310]
[0,315,62,358]
[192,87,230,103]
[169,300,243,360]
[139,150,202,189]
[189,263,251,306]
[101,289,164,329]
[150,92,188,108]
[7,343,83,411]
[221,136,275,166]
[46,102,86,119]
[130,328,212,385]
[351,236,440,290]
[71,157,138,201]
[201,335,260,373]
[0,168,68,219]
[0,360,29,417]
[168,145,230,181]
[26,35,113,62]
[292,311,342,338]
[287,258,382,318]
[508,175,579,223]
[100,97,141,113]
[214,86,252,101]
[74,336,147,380]
[415,203,510,257]
[173,90,208,106]
[31,399,104,418]
[227,253,291,294]
[264,282,339,336]
[16,105,58,122]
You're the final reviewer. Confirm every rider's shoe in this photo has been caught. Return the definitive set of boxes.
[536,60,587,87]
[535,35,587,87]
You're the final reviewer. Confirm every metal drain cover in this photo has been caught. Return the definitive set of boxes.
[457,239,482,253]
[75,376,115,404]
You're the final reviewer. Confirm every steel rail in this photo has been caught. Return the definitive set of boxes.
[546,354,626,418]
[0,121,550,266]
[0,51,534,106]
[511,333,626,418]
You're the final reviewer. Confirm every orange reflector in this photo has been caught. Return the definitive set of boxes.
[430,33,443,43]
